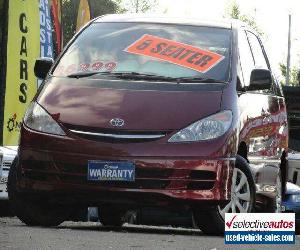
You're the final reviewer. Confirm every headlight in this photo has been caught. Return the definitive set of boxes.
[290,194,300,203]
[24,102,66,136]
[168,110,232,142]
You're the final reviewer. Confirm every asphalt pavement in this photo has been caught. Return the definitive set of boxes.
[0,217,299,250]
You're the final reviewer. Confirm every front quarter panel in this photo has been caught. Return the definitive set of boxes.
[238,91,288,197]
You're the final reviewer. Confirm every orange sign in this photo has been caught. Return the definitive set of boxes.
[124,34,224,73]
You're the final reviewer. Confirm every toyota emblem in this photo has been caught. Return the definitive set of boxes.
[110,118,125,127]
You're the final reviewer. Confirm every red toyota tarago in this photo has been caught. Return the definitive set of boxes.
[8,15,288,235]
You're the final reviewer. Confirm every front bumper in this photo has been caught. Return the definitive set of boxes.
[17,124,235,206]
[18,153,234,206]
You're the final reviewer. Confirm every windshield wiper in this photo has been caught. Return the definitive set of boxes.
[176,77,227,83]
[67,71,226,84]
[67,71,177,82]
[99,71,178,82]
[67,71,99,78]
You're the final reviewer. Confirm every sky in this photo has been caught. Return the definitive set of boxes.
[150,0,300,79]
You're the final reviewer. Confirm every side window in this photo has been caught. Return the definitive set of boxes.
[247,31,278,94]
[238,31,255,87]
[246,32,269,69]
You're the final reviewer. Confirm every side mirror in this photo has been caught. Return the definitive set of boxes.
[34,57,54,79]
[248,69,272,91]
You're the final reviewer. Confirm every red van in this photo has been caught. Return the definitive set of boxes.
[8,15,288,235]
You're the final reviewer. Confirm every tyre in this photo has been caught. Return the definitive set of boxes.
[8,157,69,227]
[124,210,137,224]
[98,206,125,227]
[265,171,282,213]
[193,155,256,235]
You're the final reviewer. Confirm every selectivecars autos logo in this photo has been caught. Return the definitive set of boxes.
[225,213,295,245]
[226,215,237,229]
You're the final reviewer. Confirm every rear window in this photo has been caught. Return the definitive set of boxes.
[53,22,232,82]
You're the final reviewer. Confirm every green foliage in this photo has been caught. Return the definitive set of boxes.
[239,15,264,37]
[61,0,157,45]
[62,0,121,45]
[226,1,264,36]
[279,62,300,86]
[90,0,122,17]
[61,0,77,46]
[229,2,240,19]
[114,0,127,13]
[279,63,287,78]
[122,0,157,13]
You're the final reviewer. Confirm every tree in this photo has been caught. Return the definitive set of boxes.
[229,1,240,19]
[279,62,300,85]
[90,0,123,17]
[122,0,157,13]
[61,0,77,46]
[61,0,121,45]
[226,1,264,36]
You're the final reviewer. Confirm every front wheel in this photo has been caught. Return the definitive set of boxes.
[193,156,256,235]
[98,206,126,227]
[8,158,69,227]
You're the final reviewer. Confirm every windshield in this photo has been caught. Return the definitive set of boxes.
[53,22,232,82]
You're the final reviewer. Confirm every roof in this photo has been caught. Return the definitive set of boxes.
[94,14,233,29]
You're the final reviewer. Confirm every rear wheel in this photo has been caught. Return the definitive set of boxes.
[8,158,69,227]
[98,206,125,227]
[193,156,255,235]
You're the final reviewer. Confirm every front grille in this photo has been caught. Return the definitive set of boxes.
[22,160,53,171]
[187,181,215,190]
[23,161,217,191]
[58,174,214,190]
[189,170,216,180]
[136,168,173,178]
[56,163,86,174]
[24,171,48,182]
[71,130,167,143]
[61,175,170,189]
[2,161,12,171]
[53,163,174,178]
[64,124,169,143]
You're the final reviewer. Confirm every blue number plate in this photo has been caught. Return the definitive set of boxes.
[88,161,135,181]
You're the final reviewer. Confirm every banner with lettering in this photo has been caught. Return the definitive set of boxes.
[50,0,62,54]
[2,0,40,146]
[40,0,54,58]
[76,0,91,32]
[38,0,54,88]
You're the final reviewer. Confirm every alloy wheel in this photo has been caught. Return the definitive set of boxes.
[218,168,251,220]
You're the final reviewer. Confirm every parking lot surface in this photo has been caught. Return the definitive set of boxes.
[0,217,299,250]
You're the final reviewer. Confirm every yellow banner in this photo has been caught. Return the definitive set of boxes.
[76,0,91,32]
[3,0,40,145]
